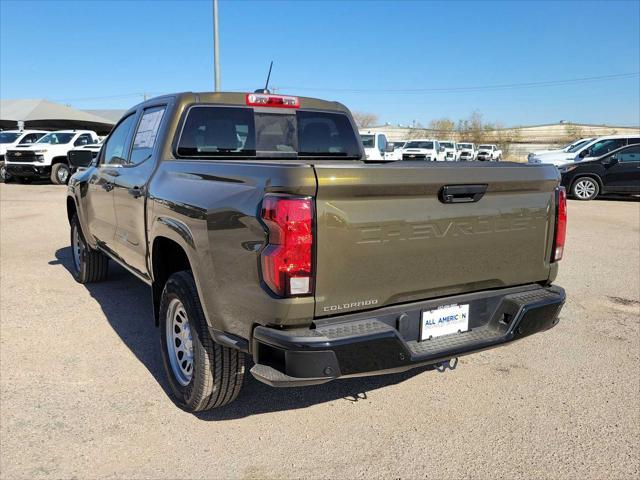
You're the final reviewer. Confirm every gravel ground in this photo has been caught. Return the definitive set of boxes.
[1,183,638,479]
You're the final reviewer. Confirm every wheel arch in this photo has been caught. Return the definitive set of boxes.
[150,235,193,326]
[52,156,69,165]
[66,196,77,225]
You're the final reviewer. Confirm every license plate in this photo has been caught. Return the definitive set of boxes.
[421,304,469,340]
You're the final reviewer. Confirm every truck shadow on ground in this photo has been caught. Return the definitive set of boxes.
[51,247,431,420]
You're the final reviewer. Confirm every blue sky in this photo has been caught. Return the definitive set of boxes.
[1,0,639,126]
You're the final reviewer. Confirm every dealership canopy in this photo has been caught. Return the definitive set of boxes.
[0,99,116,135]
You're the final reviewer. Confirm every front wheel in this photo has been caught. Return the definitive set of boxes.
[572,177,599,200]
[51,163,70,185]
[160,271,245,412]
[0,162,10,183]
[70,213,109,283]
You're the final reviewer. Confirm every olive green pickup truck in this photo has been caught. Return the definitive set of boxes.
[66,92,567,412]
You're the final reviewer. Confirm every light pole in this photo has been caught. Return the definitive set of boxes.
[213,0,220,91]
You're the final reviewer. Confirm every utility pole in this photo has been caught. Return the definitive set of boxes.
[213,0,221,91]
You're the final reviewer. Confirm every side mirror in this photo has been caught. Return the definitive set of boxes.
[579,149,589,158]
[67,149,94,168]
[603,155,618,165]
[439,146,445,152]
[385,143,394,153]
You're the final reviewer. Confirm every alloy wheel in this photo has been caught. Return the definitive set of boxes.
[574,179,597,200]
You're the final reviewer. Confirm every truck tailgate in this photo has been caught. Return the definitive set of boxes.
[313,162,560,317]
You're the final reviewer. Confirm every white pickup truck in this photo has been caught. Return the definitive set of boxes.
[476,144,502,161]
[439,141,459,161]
[4,130,99,184]
[401,139,446,161]
[457,142,476,161]
[359,130,395,161]
[0,129,48,182]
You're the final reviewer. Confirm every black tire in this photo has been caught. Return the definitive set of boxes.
[571,176,600,201]
[70,213,109,283]
[159,271,245,412]
[51,163,71,185]
[0,162,10,183]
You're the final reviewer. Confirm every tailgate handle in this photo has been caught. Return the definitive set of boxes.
[439,184,487,203]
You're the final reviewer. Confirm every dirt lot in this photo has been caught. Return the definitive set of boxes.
[1,183,638,479]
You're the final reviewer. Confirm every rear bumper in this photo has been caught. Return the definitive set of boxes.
[250,284,565,387]
[5,163,50,177]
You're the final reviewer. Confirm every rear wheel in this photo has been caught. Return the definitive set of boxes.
[70,213,109,283]
[51,163,70,185]
[572,177,599,200]
[160,271,245,412]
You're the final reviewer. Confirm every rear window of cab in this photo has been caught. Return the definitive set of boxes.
[176,106,360,159]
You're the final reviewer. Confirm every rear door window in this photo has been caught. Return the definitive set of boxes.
[131,106,166,165]
[177,106,255,157]
[617,145,640,162]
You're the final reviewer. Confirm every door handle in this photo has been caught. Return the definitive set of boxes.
[439,184,487,203]
[128,186,143,198]
[102,182,114,192]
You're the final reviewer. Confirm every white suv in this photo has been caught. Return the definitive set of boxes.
[0,130,48,182]
[527,138,594,161]
[5,130,99,184]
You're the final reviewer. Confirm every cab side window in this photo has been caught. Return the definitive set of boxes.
[617,145,640,162]
[102,115,136,166]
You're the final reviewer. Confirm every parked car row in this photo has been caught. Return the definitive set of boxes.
[528,135,640,201]
[558,143,640,200]
[358,130,501,162]
[527,135,640,167]
[0,129,101,184]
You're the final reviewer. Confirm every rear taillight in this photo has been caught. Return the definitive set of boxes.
[246,93,300,108]
[260,194,314,297]
[552,187,567,262]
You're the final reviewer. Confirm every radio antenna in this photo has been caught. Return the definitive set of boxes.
[255,61,274,94]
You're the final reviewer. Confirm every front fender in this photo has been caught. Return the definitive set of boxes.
[67,178,97,249]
